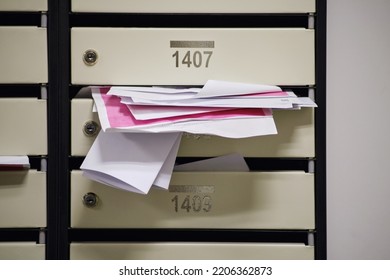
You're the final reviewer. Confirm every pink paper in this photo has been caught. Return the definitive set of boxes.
[98,88,272,129]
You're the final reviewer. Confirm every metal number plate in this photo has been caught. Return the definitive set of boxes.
[170,40,214,68]
[169,185,214,213]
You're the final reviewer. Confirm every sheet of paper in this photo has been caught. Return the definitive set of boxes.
[123,95,294,108]
[0,156,30,170]
[196,80,282,98]
[108,88,197,101]
[293,97,318,107]
[108,117,277,138]
[152,133,181,190]
[174,153,249,172]
[98,82,299,102]
[127,105,231,120]
[81,131,182,194]
[109,86,200,94]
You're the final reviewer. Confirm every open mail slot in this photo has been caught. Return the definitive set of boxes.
[71,99,314,157]
[71,28,314,86]
[71,171,314,229]
[0,99,46,155]
[71,242,313,260]
[0,243,45,260]
[0,27,47,83]
[0,170,46,227]
[71,0,315,13]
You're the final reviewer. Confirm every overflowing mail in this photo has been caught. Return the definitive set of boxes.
[81,80,317,194]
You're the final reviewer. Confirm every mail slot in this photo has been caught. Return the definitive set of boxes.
[0,170,46,227]
[71,99,314,157]
[0,243,45,260]
[71,171,314,229]
[0,27,47,84]
[71,28,314,86]
[70,242,313,260]
[0,99,47,156]
[71,0,315,13]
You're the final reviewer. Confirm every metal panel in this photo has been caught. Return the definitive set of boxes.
[0,27,47,84]
[71,99,314,157]
[179,108,315,157]
[70,242,314,260]
[71,0,315,13]
[0,99,47,155]
[0,0,47,11]
[0,243,45,260]
[0,171,46,227]
[71,171,314,229]
[71,28,314,85]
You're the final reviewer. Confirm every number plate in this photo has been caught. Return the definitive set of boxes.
[169,185,215,213]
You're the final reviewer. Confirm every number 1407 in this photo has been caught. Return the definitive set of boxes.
[172,50,213,68]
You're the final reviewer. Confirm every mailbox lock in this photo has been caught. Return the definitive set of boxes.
[83,49,98,66]
[83,192,99,208]
[83,121,99,136]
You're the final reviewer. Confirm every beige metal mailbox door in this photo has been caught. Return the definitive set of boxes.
[0,170,46,228]
[71,0,315,13]
[0,243,45,260]
[71,28,314,85]
[0,99,47,156]
[70,242,314,260]
[0,27,47,83]
[71,171,314,229]
[0,0,47,11]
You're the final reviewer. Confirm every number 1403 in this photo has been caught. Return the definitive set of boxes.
[171,195,212,213]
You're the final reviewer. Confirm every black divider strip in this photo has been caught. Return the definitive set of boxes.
[0,12,43,26]
[46,0,71,260]
[70,86,310,98]
[0,85,42,98]
[0,229,42,242]
[70,229,310,244]
[314,0,327,260]
[70,157,310,172]
[71,13,309,28]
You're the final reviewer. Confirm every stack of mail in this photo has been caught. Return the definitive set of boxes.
[90,80,315,138]
[81,80,317,194]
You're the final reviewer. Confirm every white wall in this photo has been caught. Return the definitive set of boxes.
[327,0,390,259]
